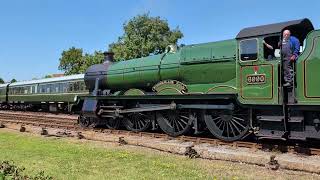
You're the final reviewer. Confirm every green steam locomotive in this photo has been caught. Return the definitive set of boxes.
[37,18,320,141]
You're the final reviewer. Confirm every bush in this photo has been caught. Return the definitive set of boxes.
[0,161,52,180]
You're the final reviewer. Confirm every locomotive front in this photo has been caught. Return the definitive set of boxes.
[84,52,113,93]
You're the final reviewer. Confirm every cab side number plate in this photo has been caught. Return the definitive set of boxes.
[246,74,266,85]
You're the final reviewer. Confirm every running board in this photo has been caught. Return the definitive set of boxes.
[97,103,177,116]
[177,104,234,110]
[97,103,234,117]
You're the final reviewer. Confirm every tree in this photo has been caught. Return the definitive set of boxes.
[109,13,183,61]
[58,47,104,75]
[58,47,84,75]
[80,51,104,73]
[0,78,4,84]
[10,79,17,83]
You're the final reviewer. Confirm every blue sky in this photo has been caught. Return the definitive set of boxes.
[0,0,319,81]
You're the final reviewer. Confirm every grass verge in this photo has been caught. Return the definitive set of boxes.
[0,129,319,180]
[0,130,215,180]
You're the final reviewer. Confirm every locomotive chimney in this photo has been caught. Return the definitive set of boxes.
[103,51,114,63]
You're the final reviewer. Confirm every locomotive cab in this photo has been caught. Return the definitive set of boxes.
[236,18,314,105]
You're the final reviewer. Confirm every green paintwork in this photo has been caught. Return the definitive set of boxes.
[104,40,237,96]
[188,79,237,94]
[180,40,237,85]
[0,96,5,102]
[107,54,161,89]
[236,38,280,105]
[123,89,145,96]
[0,87,6,102]
[8,93,87,104]
[153,80,187,95]
[103,37,279,105]
[79,94,235,101]
[296,30,320,105]
[83,20,320,108]
[86,35,281,106]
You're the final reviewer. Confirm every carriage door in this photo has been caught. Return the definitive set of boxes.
[237,38,280,105]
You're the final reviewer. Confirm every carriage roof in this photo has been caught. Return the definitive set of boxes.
[9,74,84,87]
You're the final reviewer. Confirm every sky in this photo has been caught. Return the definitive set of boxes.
[0,0,319,81]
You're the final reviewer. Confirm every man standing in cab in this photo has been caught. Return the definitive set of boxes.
[281,29,300,87]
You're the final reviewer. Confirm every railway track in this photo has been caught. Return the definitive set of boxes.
[1,110,320,156]
[0,111,77,128]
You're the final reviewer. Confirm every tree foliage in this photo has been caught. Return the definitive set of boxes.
[80,51,104,72]
[58,47,84,75]
[58,14,183,74]
[10,79,17,83]
[58,47,104,75]
[109,13,183,61]
[44,75,53,78]
[0,78,4,84]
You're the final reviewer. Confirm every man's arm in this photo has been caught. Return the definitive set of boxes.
[292,37,300,57]
[263,40,274,50]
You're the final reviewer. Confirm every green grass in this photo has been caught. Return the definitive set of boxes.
[0,130,214,180]
[0,130,318,180]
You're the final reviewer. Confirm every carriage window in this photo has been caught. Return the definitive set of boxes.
[80,82,86,91]
[39,85,46,93]
[74,82,80,92]
[18,87,23,94]
[24,87,28,94]
[68,82,74,92]
[32,86,36,94]
[240,39,258,61]
[58,83,63,93]
[54,84,59,93]
[63,83,68,93]
[13,88,18,95]
[49,84,54,93]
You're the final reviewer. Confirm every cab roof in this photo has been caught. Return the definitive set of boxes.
[236,18,314,39]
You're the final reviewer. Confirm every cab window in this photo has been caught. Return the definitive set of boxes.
[263,35,280,60]
[240,39,258,61]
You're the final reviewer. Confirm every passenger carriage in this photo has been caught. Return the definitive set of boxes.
[0,84,9,109]
[6,74,88,112]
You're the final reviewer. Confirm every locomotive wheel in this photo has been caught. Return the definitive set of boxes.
[105,118,121,129]
[156,110,192,137]
[203,108,250,141]
[78,114,92,127]
[123,112,152,132]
